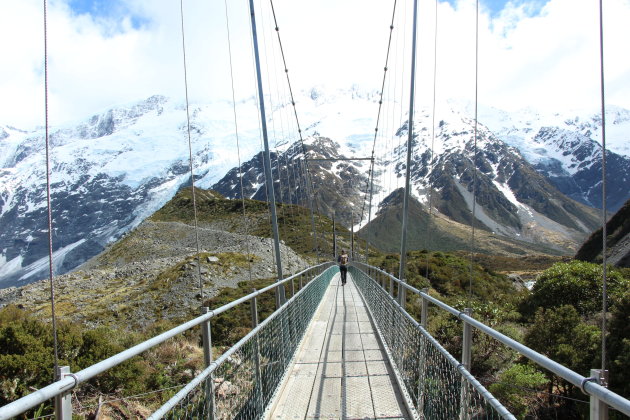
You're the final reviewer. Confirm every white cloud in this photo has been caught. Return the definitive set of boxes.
[1,0,629,130]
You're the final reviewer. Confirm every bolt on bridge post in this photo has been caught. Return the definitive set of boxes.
[201,307,215,419]
[589,369,609,420]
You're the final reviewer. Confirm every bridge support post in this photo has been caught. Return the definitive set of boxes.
[55,366,72,420]
[399,282,407,311]
[420,288,429,328]
[201,307,215,419]
[459,308,473,420]
[590,369,609,420]
[389,273,395,298]
[250,292,265,414]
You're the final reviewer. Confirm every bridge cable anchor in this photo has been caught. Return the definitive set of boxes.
[61,373,80,391]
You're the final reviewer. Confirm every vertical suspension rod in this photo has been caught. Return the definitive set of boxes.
[398,0,420,297]
[598,0,608,375]
[43,0,60,377]
[248,0,285,307]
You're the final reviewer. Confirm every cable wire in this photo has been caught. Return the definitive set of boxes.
[597,0,608,375]
[223,0,254,283]
[179,0,204,300]
[43,0,60,378]
[426,0,439,281]
[359,0,399,234]
[469,0,480,299]
[267,0,321,262]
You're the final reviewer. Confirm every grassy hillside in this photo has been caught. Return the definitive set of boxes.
[151,187,376,262]
[359,189,568,257]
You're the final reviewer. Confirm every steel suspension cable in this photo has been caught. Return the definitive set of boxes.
[248,0,286,307]
[267,0,321,261]
[43,0,60,377]
[426,0,439,280]
[358,0,399,235]
[469,0,480,298]
[261,2,296,275]
[179,0,204,300]
[597,0,608,375]
[223,0,253,283]
[398,0,419,289]
[396,0,408,194]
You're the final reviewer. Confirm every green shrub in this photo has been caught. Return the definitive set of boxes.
[523,260,630,318]
[608,291,630,398]
[489,363,548,419]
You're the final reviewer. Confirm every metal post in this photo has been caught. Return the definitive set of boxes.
[332,214,337,258]
[300,273,304,290]
[201,307,215,419]
[399,281,406,310]
[247,0,285,309]
[590,369,609,420]
[420,288,429,328]
[460,308,473,420]
[250,292,264,414]
[54,366,72,420]
[351,212,355,260]
[399,0,419,312]
[461,308,472,369]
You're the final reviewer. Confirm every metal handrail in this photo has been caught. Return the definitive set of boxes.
[351,262,630,417]
[0,262,334,420]
[351,265,515,419]
[148,263,336,418]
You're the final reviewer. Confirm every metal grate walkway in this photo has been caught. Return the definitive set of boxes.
[267,272,410,419]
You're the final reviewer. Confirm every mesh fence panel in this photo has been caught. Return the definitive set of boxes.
[349,265,513,420]
[158,265,336,420]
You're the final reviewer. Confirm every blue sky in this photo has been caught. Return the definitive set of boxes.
[68,0,147,29]
[1,0,629,128]
[445,0,547,16]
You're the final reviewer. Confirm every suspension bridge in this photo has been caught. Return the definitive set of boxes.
[0,0,628,418]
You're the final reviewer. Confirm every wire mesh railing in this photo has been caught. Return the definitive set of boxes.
[350,262,630,420]
[349,264,514,419]
[149,263,336,419]
[0,262,335,420]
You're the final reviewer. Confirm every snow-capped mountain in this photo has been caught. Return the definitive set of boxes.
[478,104,630,211]
[0,95,264,288]
[1,88,627,288]
[215,110,601,254]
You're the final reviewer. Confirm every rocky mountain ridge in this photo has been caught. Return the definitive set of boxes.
[1,90,628,287]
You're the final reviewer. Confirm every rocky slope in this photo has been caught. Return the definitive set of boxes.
[0,192,311,328]
[575,198,630,267]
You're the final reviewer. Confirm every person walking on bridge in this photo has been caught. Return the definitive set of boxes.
[338,249,349,285]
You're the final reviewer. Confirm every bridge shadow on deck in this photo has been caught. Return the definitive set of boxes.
[268,273,410,420]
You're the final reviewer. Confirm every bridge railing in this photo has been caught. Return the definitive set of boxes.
[0,262,336,420]
[349,263,514,420]
[350,262,630,420]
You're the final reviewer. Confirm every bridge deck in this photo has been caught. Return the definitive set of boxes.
[268,272,410,419]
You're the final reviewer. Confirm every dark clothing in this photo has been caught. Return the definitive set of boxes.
[337,253,349,284]
[339,265,348,284]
